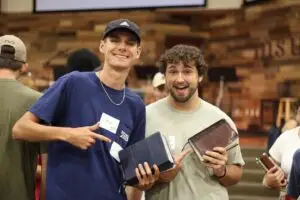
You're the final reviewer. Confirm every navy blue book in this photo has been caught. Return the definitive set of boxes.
[119,132,174,186]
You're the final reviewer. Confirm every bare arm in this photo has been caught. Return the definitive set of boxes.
[13,112,111,149]
[13,112,69,142]
[203,147,243,187]
[218,164,243,187]
[40,154,47,200]
[126,186,143,200]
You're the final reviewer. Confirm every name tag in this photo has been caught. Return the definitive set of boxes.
[110,142,123,162]
[168,136,176,152]
[98,113,120,134]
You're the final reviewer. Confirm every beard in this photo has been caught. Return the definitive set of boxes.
[169,86,197,103]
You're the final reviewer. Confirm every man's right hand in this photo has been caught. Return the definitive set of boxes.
[159,148,192,183]
[64,123,111,150]
[265,166,287,188]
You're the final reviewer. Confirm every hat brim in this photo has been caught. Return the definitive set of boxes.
[103,27,140,43]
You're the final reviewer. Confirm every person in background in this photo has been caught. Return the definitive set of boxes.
[66,48,101,72]
[12,18,158,200]
[0,35,45,200]
[267,102,300,152]
[263,121,300,199]
[152,72,167,101]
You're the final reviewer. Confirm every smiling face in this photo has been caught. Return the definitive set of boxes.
[99,30,141,70]
[165,61,200,103]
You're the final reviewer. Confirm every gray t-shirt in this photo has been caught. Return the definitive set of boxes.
[145,98,245,200]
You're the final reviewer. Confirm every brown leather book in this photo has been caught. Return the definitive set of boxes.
[188,119,239,161]
[256,153,275,172]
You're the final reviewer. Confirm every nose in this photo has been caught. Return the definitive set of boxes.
[175,72,185,83]
[117,41,127,51]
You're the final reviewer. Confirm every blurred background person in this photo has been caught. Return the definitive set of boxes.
[263,113,300,199]
[0,34,43,200]
[152,72,167,100]
[66,48,101,72]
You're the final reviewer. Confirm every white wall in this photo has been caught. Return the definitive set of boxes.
[0,0,242,13]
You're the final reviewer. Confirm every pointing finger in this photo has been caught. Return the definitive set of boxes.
[91,133,111,143]
[176,148,192,163]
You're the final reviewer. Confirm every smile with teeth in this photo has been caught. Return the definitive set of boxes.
[174,86,188,90]
[113,54,128,59]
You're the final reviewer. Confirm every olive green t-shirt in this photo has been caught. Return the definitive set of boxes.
[0,79,42,200]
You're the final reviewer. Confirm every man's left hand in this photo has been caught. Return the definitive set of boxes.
[135,162,160,191]
[202,147,228,177]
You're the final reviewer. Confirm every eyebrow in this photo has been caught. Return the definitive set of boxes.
[183,63,195,69]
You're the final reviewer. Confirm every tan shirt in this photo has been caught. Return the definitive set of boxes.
[145,98,245,200]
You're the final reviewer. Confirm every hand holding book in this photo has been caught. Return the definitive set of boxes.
[135,162,160,190]
[202,147,228,178]
[256,153,287,188]
[264,166,287,188]
[188,119,239,162]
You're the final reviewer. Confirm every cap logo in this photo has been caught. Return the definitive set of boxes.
[120,21,130,27]
[4,40,15,45]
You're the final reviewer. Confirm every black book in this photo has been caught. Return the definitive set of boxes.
[119,132,174,186]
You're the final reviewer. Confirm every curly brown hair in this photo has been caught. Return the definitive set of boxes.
[158,44,208,76]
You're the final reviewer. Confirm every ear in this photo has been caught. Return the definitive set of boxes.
[136,46,141,59]
[198,76,203,83]
[20,63,28,74]
[99,40,105,54]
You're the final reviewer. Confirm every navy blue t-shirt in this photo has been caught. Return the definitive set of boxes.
[30,72,146,200]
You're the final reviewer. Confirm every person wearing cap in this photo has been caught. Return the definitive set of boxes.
[0,35,44,200]
[13,19,159,200]
[152,72,167,101]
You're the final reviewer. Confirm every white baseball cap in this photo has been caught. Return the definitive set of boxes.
[152,72,165,88]
[0,35,27,63]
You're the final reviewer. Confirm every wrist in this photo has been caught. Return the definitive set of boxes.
[57,127,71,142]
[215,166,227,179]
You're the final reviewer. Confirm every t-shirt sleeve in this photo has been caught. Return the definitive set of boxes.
[128,104,146,146]
[269,131,287,163]
[223,116,245,166]
[29,75,70,124]
[227,144,245,166]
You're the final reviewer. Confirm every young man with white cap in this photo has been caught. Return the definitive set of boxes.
[152,72,167,101]
[0,35,43,200]
[13,19,158,200]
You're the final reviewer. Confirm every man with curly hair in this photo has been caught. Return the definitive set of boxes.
[134,44,245,200]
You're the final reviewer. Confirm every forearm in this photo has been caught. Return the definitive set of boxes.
[126,186,143,200]
[218,164,243,187]
[12,112,68,142]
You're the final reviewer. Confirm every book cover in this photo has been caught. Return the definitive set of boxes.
[119,132,174,185]
[188,119,239,162]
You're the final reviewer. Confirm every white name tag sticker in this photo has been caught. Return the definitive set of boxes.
[168,136,176,152]
[98,113,120,134]
[110,142,123,162]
